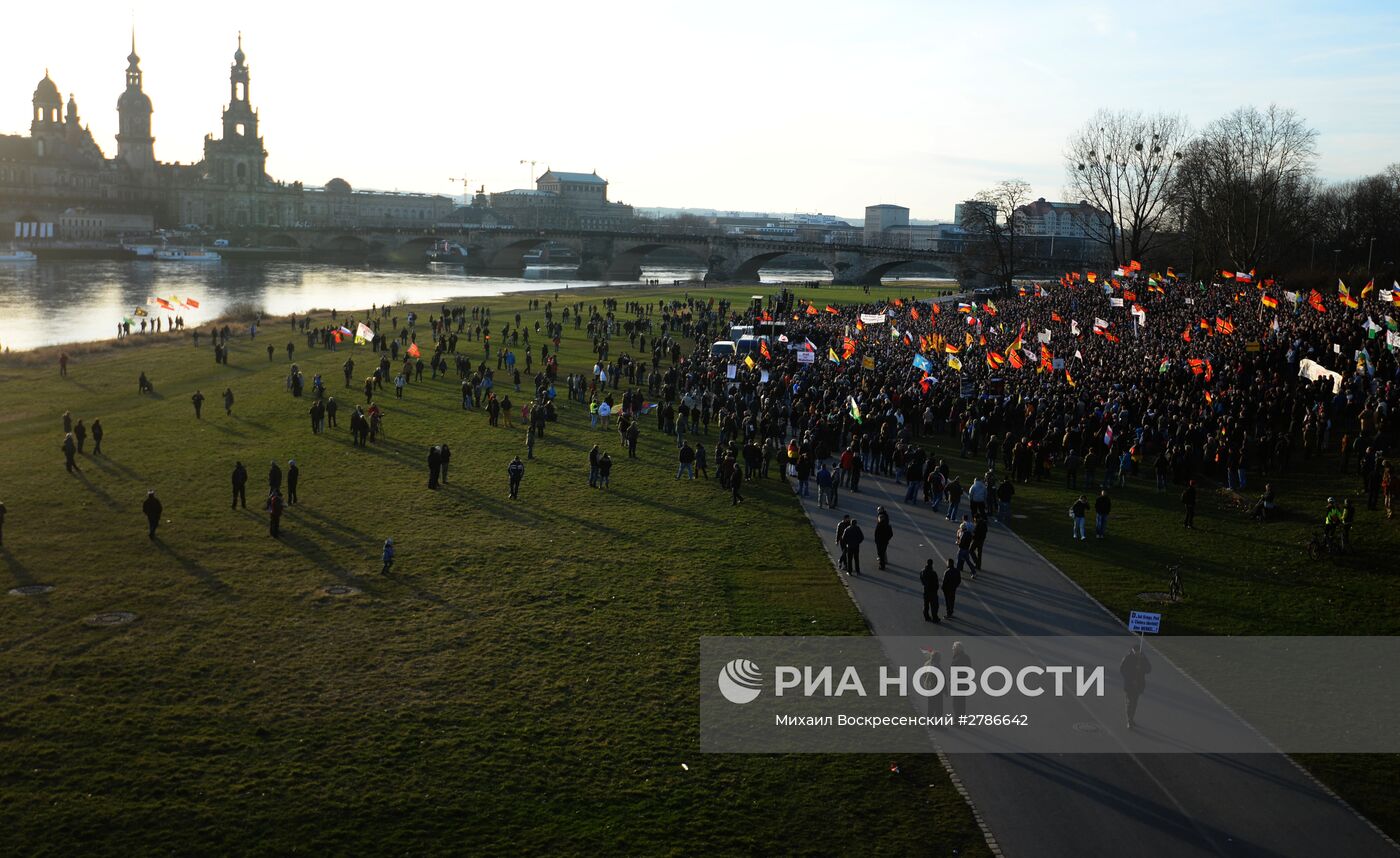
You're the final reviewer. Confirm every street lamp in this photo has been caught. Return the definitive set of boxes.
[1368,237,1376,277]
[1333,248,1341,278]
[519,159,538,188]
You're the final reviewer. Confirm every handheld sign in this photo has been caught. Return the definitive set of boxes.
[1128,611,1161,634]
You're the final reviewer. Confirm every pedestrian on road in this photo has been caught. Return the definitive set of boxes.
[191,390,205,419]
[142,489,162,540]
[835,515,852,571]
[941,558,961,619]
[954,516,975,576]
[842,518,864,575]
[231,461,248,509]
[874,507,893,570]
[1121,642,1152,730]
[970,515,988,572]
[508,456,525,499]
[920,559,941,623]
[1182,481,1198,529]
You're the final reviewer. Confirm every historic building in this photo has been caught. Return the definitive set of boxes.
[489,169,633,230]
[1,35,450,239]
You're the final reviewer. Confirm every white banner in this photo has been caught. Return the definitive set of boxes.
[1109,297,1124,308]
[859,313,887,325]
[1037,330,1051,344]
[1299,358,1342,394]
[796,350,815,364]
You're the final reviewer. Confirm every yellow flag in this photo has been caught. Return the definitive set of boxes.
[744,355,755,370]
[946,356,963,371]
[862,356,875,369]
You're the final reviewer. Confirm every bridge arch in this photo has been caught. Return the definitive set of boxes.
[484,237,583,275]
[320,234,372,255]
[732,250,833,283]
[262,232,304,249]
[607,242,709,281]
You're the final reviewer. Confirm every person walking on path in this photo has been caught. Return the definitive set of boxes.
[874,507,894,570]
[191,390,205,419]
[970,515,988,572]
[816,463,834,508]
[842,518,864,575]
[381,538,395,575]
[265,489,284,538]
[427,445,442,490]
[997,478,1014,523]
[1070,495,1089,540]
[954,516,975,576]
[286,460,299,505]
[835,515,852,571]
[268,460,283,495]
[941,559,961,619]
[91,419,103,456]
[62,433,79,473]
[1094,489,1112,539]
[142,490,162,540]
[944,477,964,521]
[920,559,941,623]
[1121,642,1152,730]
[508,456,525,499]
[1182,481,1198,529]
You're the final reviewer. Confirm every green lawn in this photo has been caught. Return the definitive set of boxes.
[917,434,1400,838]
[0,286,988,856]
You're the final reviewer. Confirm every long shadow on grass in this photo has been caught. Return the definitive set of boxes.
[87,454,143,482]
[278,530,382,594]
[73,470,122,510]
[156,542,237,601]
[1,546,37,587]
[285,504,374,541]
[440,482,624,536]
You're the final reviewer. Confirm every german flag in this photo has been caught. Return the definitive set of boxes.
[1009,350,1025,370]
[1065,369,1076,387]
[1261,294,1279,309]
[910,306,920,320]
[806,304,818,316]
[760,340,771,360]
[825,305,840,315]
[1341,294,1359,309]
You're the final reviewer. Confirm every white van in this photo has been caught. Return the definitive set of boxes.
[710,340,737,357]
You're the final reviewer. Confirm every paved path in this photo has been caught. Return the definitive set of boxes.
[794,470,1397,858]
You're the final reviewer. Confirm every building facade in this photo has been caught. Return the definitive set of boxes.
[489,169,633,230]
[863,204,910,245]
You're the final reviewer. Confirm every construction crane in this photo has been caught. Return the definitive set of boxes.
[448,176,471,205]
[519,159,538,188]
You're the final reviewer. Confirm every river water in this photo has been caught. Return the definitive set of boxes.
[0,260,949,352]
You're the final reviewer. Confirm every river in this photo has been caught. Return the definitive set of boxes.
[0,259,950,352]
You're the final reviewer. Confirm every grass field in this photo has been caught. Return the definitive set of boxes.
[0,283,990,856]
[916,433,1400,838]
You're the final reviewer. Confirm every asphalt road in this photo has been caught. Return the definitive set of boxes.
[793,469,1397,858]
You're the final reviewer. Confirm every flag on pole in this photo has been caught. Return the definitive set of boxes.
[848,396,862,423]
[912,353,934,372]
[1261,294,1278,309]
[408,342,421,359]
[946,355,963,371]
[356,322,375,344]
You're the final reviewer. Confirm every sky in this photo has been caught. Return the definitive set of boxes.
[5,0,1399,221]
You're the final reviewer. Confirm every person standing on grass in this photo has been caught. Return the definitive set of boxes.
[265,489,284,538]
[191,390,205,419]
[269,460,282,496]
[326,396,338,428]
[428,445,442,490]
[381,538,395,575]
[874,507,894,570]
[1095,489,1112,539]
[508,456,525,499]
[1070,495,1088,540]
[142,490,162,540]
[1182,481,1197,529]
[677,441,695,480]
[731,464,745,505]
[920,559,941,623]
[941,559,961,619]
[62,433,79,473]
[287,460,299,505]
[598,452,612,489]
[440,444,452,485]
[91,419,103,456]
[588,444,601,488]
[223,387,234,416]
[59,352,69,377]
[231,461,248,509]
[73,420,86,454]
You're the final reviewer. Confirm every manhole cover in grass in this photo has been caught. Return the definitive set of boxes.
[1072,721,1102,733]
[1137,592,1176,603]
[8,584,54,596]
[323,585,360,597]
[85,611,137,627]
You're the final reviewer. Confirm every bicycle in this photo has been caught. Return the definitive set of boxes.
[1306,528,1344,560]
[1167,565,1185,602]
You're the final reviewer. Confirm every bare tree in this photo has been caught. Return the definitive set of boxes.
[1175,105,1318,273]
[1065,110,1190,267]
[960,179,1033,293]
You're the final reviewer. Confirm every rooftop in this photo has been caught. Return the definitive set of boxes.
[539,170,606,185]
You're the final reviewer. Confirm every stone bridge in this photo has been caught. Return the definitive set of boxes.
[240,225,1065,286]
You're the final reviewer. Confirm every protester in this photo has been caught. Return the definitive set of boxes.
[920,559,940,623]
[142,489,162,540]
[508,455,525,499]
[873,507,893,570]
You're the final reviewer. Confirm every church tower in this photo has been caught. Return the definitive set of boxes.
[116,32,156,170]
[30,71,63,140]
[203,33,267,187]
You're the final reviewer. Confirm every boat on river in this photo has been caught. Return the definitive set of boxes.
[154,247,221,263]
[0,249,38,262]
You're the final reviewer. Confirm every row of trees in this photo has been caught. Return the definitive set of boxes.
[963,106,1399,289]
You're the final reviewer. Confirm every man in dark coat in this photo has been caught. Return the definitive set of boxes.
[266,490,284,538]
[507,455,525,499]
[191,390,205,419]
[920,559,940,623]
[842,519,865,575]
[286,460,299,505]
[428,445,442,489]
[268,460,283,495]
[231,461,248,509]
[1182,480,1198,529]
[941,558,961,619]
[1120,642,1152,729]
[62,433,79,473]
[835,515,852,571]
[142,490,162,539]
[91,419,103,455]
[873,508,894,569]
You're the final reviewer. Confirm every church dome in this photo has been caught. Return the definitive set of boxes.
[325,177,352,194]
[33,73,61,106]
[118,87,152,112]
